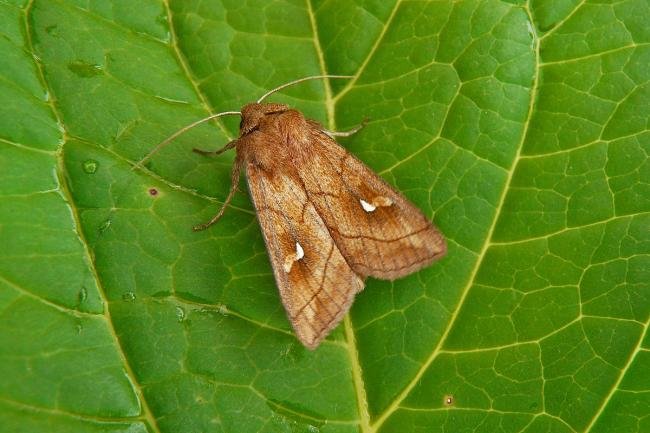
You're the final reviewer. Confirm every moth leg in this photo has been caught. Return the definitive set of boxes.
[193,139,238,157]
[323,118,368,138]
[192,153,243,231]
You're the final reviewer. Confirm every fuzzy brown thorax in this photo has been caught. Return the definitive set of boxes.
[237,104,313,170]
[239,103,289,136]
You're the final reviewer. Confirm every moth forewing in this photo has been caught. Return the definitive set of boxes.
[244,146,364,349]
[298,129,446,280]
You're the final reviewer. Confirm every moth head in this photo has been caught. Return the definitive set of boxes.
[239,103,289,136]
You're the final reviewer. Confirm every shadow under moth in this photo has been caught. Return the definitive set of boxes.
[139,76,446,349]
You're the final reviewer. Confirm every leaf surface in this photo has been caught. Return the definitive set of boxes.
[0,0,648,432]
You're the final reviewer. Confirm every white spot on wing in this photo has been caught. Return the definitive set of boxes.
[284,242,305,273]
[360,199,376,212]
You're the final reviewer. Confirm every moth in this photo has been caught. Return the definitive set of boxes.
[139,76,446,349]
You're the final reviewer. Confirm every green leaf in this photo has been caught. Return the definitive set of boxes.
[1,0,648,432]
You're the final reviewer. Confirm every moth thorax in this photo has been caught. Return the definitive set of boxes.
[239,104,264,135]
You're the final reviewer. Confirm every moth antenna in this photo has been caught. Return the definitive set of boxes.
[257,75,353,103]
[133,110,241,170]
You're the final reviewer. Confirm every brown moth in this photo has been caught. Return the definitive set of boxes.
[139,76,446,349]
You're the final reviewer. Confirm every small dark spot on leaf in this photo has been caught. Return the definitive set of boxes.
[148,188,159,196]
